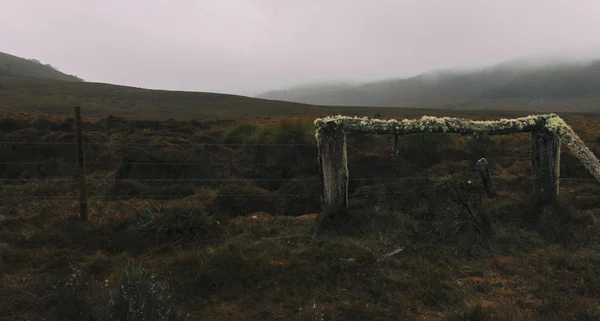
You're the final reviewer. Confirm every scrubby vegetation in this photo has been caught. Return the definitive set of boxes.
[1,110,600,320]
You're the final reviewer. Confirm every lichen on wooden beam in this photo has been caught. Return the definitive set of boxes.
[313,112,600,217]
[544,116,600,182]
[314,114,555,136]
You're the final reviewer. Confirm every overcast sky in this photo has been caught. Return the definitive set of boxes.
[2,0,600,96]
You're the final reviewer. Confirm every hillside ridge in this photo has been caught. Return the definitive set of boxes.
[257,57,600,110]
[0,51,83,82]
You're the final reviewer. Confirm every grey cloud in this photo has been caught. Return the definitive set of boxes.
[2,0,600,96]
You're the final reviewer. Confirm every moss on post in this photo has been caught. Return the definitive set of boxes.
[531,120,561,205]
[315,120,348,220]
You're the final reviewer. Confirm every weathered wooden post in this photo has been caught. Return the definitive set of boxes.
[392,134,400,160]
[475,158,497,199]
[73,106,89,222]
[531,118,560,205]
[316,119,349,216]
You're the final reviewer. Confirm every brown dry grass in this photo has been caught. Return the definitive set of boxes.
[1,110,600,320]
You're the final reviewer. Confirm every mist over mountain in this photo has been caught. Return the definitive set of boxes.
[256,56,600,108]
[0,51,83,82]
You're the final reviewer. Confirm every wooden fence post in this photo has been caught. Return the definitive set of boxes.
[392,134,400,160]
[73,106,89,222]
[531,121,560,205]
[316,121,348,216]
[475,158,498,199]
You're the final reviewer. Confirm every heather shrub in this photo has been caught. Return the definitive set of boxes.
[132,201,225,245]
[40,263,97,321]
[222,123,261,144]
[107,263,175,321]
[274,176,320,216]
[210,183,273,217]
[229,123,261,138]
[433,174,494,247]
[465,134,495,159]
[257,119,314,145]
[411,203,430,220]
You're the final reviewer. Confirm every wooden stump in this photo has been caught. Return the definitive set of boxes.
[531,123,560,205]
[475,158,498,199]
[316,121,348,218]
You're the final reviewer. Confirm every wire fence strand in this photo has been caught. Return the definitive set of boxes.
[1,176,598,183]
[0,141,318,147]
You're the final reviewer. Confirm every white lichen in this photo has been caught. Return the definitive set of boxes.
[547,118,600,181]
[314,114,553,135]
[314,113,600,184]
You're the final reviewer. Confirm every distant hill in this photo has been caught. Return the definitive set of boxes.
[5,76,585,120]
[1,50,600,119]
[256,82,366,106]
[256,57,600,109]
[0,51,84,82]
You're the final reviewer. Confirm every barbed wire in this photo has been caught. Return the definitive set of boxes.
[0,141,318,147]
[1,185,592,202]
[1,176,598,183]
[7,161,526,166]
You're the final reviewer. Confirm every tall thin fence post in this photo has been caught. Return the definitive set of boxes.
[531,120,560,205]
[392,134,400,161]
[73,106,89,222]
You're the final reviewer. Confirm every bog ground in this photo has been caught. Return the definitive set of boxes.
[1,109,600,321]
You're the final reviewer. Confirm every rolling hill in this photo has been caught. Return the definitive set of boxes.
[4,76,558,120]
[0,51,83,82]
[257,57,600,111]
[2,49,600,119]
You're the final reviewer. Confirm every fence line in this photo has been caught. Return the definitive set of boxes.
[314,114,600,217]
[2,107,600,222]
[2,176,599,183]
[0,141,319,147]
[1,179,593,202]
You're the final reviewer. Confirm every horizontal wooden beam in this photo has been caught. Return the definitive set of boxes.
[314,114,556,136]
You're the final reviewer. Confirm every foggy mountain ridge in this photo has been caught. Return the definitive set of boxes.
[0,51,84,82]
[256,56,600,107]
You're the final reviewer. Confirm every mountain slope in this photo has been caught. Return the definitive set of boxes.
[5,76,584,120]
[256,82,369,106]
[256,58,600,108]
[0,51,83,82]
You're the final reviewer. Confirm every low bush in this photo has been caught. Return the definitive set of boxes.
[107,262,176,321]
[433,174,494,248]
[274,176,321,216]
[210,183,273,217]
[38,264,97,321]
[132,201,226,245]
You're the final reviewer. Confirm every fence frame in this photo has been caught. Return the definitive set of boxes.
[314,113,600,216]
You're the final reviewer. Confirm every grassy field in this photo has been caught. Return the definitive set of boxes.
[1,109,600,320]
